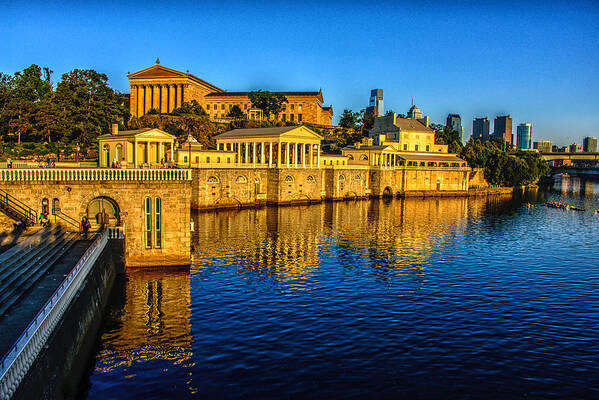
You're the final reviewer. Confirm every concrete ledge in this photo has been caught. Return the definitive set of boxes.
[125,254,190,267]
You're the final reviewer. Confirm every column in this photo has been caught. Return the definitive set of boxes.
[134,140,138,167]
[302,143,306,168]
[153,85,160,110]
[170,143,174,162]
[277,143,281,167]
[145,85,152,113]
[168,85,176,112]
[177,84,183,107]
[161,85,168,113]
[237,143,241,164]
[261,142,265,165]
[285,143,290,167]
[294,143,298,168]
[309,145,313,168]
[252,142,257,166]
[317,145,321,168]
[158,142,163,163]
[269,142,273,167]
[137,86,144,117]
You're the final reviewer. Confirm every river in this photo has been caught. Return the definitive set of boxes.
[81,175,599,399]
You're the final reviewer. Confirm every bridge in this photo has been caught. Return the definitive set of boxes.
[540,152,599,162]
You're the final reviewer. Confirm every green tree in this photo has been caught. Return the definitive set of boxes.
[171,100,207,116]
[54,69,127,146]
[227,104,244,119]
[338,109,360,129]
[433,124,463,154]
[248,90,287,120]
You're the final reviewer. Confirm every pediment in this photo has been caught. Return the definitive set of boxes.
[136,129,176,140]
[280,126,324,140]
[128,65,187,80]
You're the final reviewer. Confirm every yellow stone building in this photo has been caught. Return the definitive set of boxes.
[176,134,236,168]
[98,125,176,168]
[127,61,333,126]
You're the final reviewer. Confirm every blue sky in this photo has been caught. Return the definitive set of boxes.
[1,0,598,145]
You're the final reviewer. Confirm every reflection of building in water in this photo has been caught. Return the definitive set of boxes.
[193,207,323,282]
[94,268,192,373]
[193,197,494,282]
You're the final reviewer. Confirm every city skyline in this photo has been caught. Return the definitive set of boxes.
[1,1,598,145]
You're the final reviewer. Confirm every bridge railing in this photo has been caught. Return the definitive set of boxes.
[0,229,109,400]
[0,168,192,182]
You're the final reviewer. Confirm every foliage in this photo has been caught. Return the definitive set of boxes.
[170,100,207,116]
[431,124,463,154]
[339,109,361,130]
[227,104,244,119]
[460,138,549,186]
[248,90,287,119]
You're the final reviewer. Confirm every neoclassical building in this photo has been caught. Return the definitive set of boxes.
[127,61,333,126]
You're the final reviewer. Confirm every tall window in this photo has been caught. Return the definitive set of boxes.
[403,144,408,151]
[154,198,162,249]
[298,114,302,122]
[144,197,152,248]
[290,114,295,122]
[415,145,419,151]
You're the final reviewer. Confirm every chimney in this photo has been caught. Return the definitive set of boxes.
[111,124,118,135]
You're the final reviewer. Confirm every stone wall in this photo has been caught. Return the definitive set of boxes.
[0,181,191,267]
[469,167,490,188]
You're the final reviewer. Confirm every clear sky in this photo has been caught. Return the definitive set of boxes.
[1,0,598,145]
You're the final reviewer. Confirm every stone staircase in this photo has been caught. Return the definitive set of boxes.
[0,188,37,226]
[0,225,80,316]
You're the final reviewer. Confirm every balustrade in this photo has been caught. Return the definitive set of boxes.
[0,168,191,182]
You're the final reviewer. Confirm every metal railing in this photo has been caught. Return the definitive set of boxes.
[107,226,125,239]
[0,189,38,225]
[53,210,81,233]
[0,229,109,400]
[0,168,192,182]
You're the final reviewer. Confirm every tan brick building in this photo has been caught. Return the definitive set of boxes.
[128,61,333,126]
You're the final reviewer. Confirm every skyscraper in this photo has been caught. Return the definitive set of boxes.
[366,89,384,117]
[446,114,463,142]
[516,123,533,149]
[583,137,597,152]
[472,117,490,142]
[533,140,552,153]
[493,115,513,145]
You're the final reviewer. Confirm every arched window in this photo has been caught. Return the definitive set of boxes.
[154,197,162,249]
[307,175,315,183]
[116,144,123,162]
[103,144,110,167]
[339,174,345,181]
[207,176,220,183]
[285,175,294,183]
[426,145,430,152]
[52,198,60,214]
[348,154,354,160]
[144,197,152,249]
[236,175,247,183]
[355,174,361,181]
[360,154,368,161]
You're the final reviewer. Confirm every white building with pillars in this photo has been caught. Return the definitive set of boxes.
[213,126,323,168]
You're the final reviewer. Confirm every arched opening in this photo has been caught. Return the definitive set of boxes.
[382,187,393,198]
[116,143,123,163]
[86,196,120,230]
[103,144,110,167]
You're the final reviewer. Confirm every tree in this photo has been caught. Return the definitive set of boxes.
[171,100,207,116]
[433,125,463,154]
[248,90,287,120]
[227,104,244,119]
[54,69,127,146]
[338,109,360,129]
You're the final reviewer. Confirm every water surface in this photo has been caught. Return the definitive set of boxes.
[83,176,599,399]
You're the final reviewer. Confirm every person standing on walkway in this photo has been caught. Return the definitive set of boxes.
[81,216,91,238]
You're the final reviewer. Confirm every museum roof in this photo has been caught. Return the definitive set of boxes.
[215,126,320,139]
[205,91,321,97]
[98,128,154,139]
[398,153,466,163]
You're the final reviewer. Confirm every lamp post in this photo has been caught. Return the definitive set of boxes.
[76,144,80,163]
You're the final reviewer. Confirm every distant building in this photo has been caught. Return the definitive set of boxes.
[583,137,598,152]
[446,114,463,142]
[472,117,490,142]
[569,143,582,152]
[366,89,384,117]
[559,146,569,152]
[368,112,447,152]
[533,140,552,153]
[516,123,533,149]
[407,103,423,120]
[493,115,513,144]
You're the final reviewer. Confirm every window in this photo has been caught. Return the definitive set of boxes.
[415,145,419,151]
[195,156,199,163]
[298,114,302,122]
[52,198,60,214]
[221,104,225,110]
[206,157,211,163]
[282,114,286,121]
[221,114,224,118]
[144,197,152,248]
[227,157,231,163]
[360,154,368,161]
[307,175,315,182]
[207,176,220,183]
[207,104,210,110]
[426,145,430,151]
[403,144,408,151]
[290,114,295,122]
[214,114,217,119]
[285,175,294,182]
[355,174,361,180]
[229,104,232,111]
[184,156,188,163]
[217,157,221,163]
[236,175,247,183]
[283,104,287,111]
[339,175,345,181]
[299,104,302,112]
[244,104,248,110]
[290,104,295,110]
[348,155,354,160]
[154,198,161,249]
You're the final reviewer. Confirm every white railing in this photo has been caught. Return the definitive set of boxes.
[0,230,109,400]
[107,226,125,240]
[0,168,192,182]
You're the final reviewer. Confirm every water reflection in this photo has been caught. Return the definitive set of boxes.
[191,196,513,288]
[92,268,193,374]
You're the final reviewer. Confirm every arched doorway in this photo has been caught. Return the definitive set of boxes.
[86,197,120,230]
[103,144,110,167]
[382,187,393,198]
